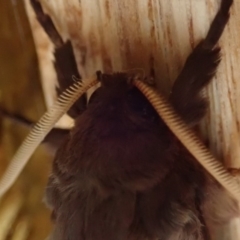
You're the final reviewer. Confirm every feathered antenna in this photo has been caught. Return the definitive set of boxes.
[134,80,240,201]
[0,77,98,198]
[1,76,239,203]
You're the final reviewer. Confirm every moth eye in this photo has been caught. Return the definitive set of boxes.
[141,107,157,123]
[143,107,148,115]
[126,88,159,123]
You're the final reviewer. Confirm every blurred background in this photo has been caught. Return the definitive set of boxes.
[0,0,52,239]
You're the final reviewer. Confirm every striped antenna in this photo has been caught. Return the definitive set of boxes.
[0,78,98,198]
[135,80,240,201]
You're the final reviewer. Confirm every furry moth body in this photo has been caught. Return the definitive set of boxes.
[29,0,240,239]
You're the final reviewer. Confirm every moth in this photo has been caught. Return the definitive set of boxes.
[15,0,240,239]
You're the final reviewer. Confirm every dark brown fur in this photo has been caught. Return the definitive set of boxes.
[29,0,240,239]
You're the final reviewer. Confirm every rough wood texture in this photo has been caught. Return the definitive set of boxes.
[23,0,240,239]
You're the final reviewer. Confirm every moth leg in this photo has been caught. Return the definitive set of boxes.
[170,0,233,126]
[30,0,87,119]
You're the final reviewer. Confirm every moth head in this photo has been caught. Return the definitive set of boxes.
[97,71,135,91]
[87,71,139,108]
